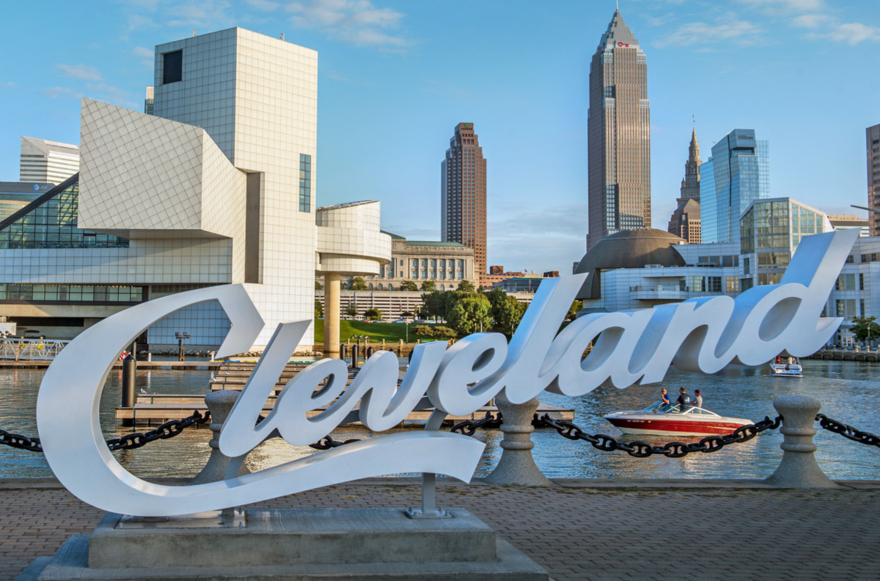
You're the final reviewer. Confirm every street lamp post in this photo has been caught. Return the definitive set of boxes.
[175,331,190,362]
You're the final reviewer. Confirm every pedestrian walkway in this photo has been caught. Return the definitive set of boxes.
[2,478,879,580]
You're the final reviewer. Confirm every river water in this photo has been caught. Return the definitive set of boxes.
[1,360,878,481]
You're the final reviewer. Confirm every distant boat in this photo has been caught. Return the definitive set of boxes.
[770,357,803,378]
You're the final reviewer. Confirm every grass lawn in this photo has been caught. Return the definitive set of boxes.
[314,319,447,344]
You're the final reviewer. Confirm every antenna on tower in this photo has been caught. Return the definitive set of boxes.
[281,32,285,40]
[192,29,196,37]
[692,114,695,130]
[616,0,619,10]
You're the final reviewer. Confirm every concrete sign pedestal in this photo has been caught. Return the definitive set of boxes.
[19,508,549,580]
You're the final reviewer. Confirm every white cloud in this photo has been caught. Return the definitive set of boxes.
[44,87,84,99]
[285,0,409,49]
[0,81,16,88]
[822,22,880,45]
[56,64,103,81]
[790,14,830,28]
[656,18,764,48]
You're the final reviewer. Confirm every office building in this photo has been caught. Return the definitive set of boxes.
[442,122,487,278]
[0,28,391,353]
[144,87,154,115]
[700,129,769,246]
[587,10,651,250]
[868,124,880,236]
[667,198,701,243]
[667,130,702,242]
[828,214,869,238]
[482,266,526,289]
[365,232,477,291]
[0,182,53,222]
[19,136,79,185]
[739,197,831,289]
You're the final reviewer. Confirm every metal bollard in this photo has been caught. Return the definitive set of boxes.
[765,395,837,488]
[191,391,250,484]
[484,391,552,486]
[352,345,359,370]
[121,355,136,427]
[366,346,374,358]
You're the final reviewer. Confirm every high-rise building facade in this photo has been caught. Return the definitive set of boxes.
[442,122,487,277]
[700,129,769,246]
[868,124,880,236]
[667,130,702,243]
[19,136,79,185]
[586,10,651,250]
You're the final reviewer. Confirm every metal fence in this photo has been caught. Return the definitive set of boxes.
[0,338,69,360]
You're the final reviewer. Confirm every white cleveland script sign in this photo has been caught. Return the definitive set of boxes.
[37,230,858,516]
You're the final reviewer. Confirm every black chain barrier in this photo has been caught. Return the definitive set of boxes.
[308,435,362,450]
[0,410,210,454]
[450,411,503,436]
[533,413,783,458]
[816,414,880,449]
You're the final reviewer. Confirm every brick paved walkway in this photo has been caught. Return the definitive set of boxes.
[2,479,879,581]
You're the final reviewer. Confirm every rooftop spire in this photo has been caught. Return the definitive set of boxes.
[598,8,639,50]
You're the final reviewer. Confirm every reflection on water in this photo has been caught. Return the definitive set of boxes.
[1,360,879,480]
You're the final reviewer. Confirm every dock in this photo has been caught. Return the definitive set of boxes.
[115,360,575,425]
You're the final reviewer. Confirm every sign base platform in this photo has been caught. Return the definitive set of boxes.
[19,508,550,581]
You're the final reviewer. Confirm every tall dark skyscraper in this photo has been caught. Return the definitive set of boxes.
[442,123,487,277]
[587,10,651,251]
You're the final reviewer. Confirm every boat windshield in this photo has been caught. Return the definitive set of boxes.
[647,402,719,417]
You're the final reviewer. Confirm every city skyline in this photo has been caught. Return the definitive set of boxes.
[1,0,879,273]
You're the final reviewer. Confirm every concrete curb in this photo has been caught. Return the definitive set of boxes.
[3,476,880,491]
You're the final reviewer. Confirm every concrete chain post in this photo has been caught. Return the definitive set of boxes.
[484,392,553,486]
[765,395,837,489]
[191,391,250,484]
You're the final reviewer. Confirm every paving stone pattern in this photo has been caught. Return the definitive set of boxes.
[1,481,879,581]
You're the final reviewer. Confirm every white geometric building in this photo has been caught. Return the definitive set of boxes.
[0,28,390,352]
[19,136,80,185]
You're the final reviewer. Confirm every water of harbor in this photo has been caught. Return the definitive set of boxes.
[1,360,878,481]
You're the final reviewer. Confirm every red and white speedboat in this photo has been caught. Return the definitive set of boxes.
[604,402,753,437]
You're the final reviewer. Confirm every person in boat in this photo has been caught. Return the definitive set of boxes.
[693,390,703,409]
[676,387,691,412]
[660,388,671,408]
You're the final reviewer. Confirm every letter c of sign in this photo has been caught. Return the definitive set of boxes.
[36,285,484,517]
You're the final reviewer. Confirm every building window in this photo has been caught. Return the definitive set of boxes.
[726,277,738,293]
[0,284,144,304]
[299,154,311,212]
[860,273,865,291]
[0,179,129,250]
[162,50,183,84]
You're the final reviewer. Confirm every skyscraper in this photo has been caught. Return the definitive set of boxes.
[700,129,770,246]
[442,122,487,278]
[868,124,880,236]
[19,136,79,185]
[667,130,702,242]
[587,10,651,251]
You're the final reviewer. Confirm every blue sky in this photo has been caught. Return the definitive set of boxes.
[1,0,879,274]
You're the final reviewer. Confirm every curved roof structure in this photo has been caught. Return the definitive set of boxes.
[575,229,686,300]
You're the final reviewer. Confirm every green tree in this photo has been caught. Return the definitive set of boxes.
[349,277,369,291]
[401,311,414,318]
[851,316,880,342]
[458,280,476,293]
[420,280,436,291]
[315,300,323,319]
[399,280,418,291]
[364,308,383,320]
[485,288,526,338]
[447,293,492,336]
[421,290,450,321]
[315,280,323,290]
[567,300,582,321]
[345,304,358,318]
